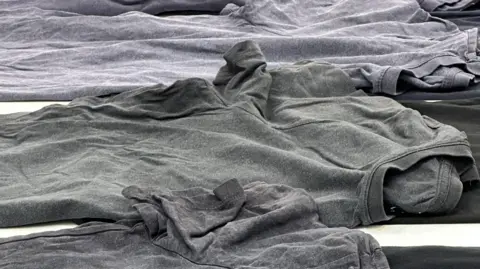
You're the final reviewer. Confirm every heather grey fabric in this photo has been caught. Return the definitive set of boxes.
[0,41,477,228]
[1,0,480,100]
[386,98,480,224]
[0,0,246,15]
[0,179,390,269]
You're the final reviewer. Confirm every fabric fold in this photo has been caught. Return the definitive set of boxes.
[0,41,477,228]
[1,0,479,100]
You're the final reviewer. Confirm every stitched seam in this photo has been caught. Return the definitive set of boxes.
[405,53,459,70]
[442,69,454,89]
[466,27,477,60]
[363,141,469,223]
[430,159,455,214]
[377,67,390,94]
[362,141,470,224]
[273,109,402,131]
[362,140,465,222]
[452,70,471,88]
[425,158,447,213]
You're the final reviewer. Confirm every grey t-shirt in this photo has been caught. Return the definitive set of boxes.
[0,41,477,228]
[0,179,390,269]
[0,0,479,100]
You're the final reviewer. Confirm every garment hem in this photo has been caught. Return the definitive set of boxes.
[361,141,475,225]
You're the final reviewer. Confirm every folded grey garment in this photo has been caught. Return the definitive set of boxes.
[384,156,464,214]
[417,0,480,11]
[0,179,390,269]
[383,98,480,224]
[1,0,480,100]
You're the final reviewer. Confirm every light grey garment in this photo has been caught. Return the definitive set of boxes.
[1,0,480,100]
[0,179,390,269]
[417,0,480,11]
[0,41,477,228]
[0,0,245,15]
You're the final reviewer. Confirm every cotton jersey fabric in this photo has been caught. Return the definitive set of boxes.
[0,179,390,269]
[1,0,480,100]
[386,98,480,224]
[0,41,477,228]
[0,0,246,15]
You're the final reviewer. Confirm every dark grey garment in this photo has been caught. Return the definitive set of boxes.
[1,0,480,100]
[0,179,390,269]
[385,98,480,224]
[384,246,480,269]
[430,9,480,30]
[0,41,477,228]
[393,86,480,100]
[417,0,479,11]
